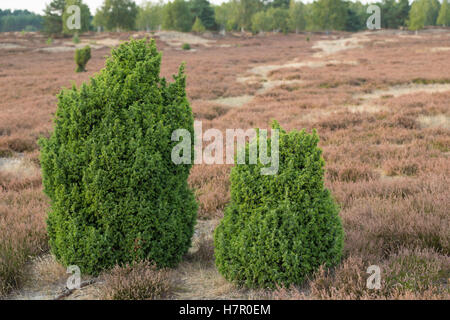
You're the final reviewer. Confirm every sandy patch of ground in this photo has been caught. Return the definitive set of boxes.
[213,95,253,108]
[7,219,223,300]
[345,83,450,118]
[36,38,124,53]
[36,46,77,53]
[209,34,449,112]
[346,104,389,113]
[220,53,358,108]
[256,79,303,94]
[0,156,38,178]
[297,104,388,123]
[172,262,241,300]
[244,59,358,79]
[172,219,265,300]
[85,38,123,48]
[8,255,68,300]
[7,252,102,300]
[430,47,450,53]
[398,33,423,39]
[357,83,450,100]
[417,114,450,129]
[212,46,358,109]
[312,34,370,57]
[155,31,215,48]
[294,82,450,123]
[0,43,25,50]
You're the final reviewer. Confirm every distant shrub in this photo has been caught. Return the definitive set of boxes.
[39,39,198,275]
[74,45,91,72]
[72,34,80,44]
[102,261,172,300]
[214,121,345,288]
[46,37,52,45]
[182,43,191,50]
[192,17,206,33]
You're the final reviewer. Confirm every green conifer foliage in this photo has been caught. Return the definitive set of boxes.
[40,39,197,275]
[214,121,344,288]
[74,45,91,72]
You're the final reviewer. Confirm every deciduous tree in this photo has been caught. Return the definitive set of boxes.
[437,0,450,26]
[96,0,138,31]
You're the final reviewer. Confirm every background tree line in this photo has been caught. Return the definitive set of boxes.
[0,9,42,32]
[1,0,450,34]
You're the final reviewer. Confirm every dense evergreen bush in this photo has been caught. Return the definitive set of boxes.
[40,39,197,275]
[74,45,91,72]
[214,121,344,288]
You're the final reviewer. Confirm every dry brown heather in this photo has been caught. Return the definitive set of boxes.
[0,29,449,299]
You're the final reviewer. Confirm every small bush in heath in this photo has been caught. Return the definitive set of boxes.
[214,121,344,288]
[74,45,91,72]
[192,17,206,33]
[72,34,80,44]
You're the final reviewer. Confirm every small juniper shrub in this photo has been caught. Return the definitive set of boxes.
[74,45,91,72]
[182,43,191,50]
[101,260,173,300]
[39,39,198,275]
[192,17,206,33]
[72,34,80,44]
[214,121,345,288]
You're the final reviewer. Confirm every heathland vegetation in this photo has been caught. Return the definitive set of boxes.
[2,0,450,34]
[0,0,449,302]
[0,27,448,300]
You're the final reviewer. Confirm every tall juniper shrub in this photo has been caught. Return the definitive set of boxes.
[39,39,197,275]
[214,121,344,288]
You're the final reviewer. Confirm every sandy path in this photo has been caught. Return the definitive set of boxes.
[357,83,450,100]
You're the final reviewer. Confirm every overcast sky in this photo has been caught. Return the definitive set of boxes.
[1,0,383,15]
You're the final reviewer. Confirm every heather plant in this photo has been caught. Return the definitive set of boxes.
[101,260,173,300]
[0,188,48,297]
[275,248,449,300]
[39,38,198,275]
[214,121,344,288]
[74,45,91,72]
